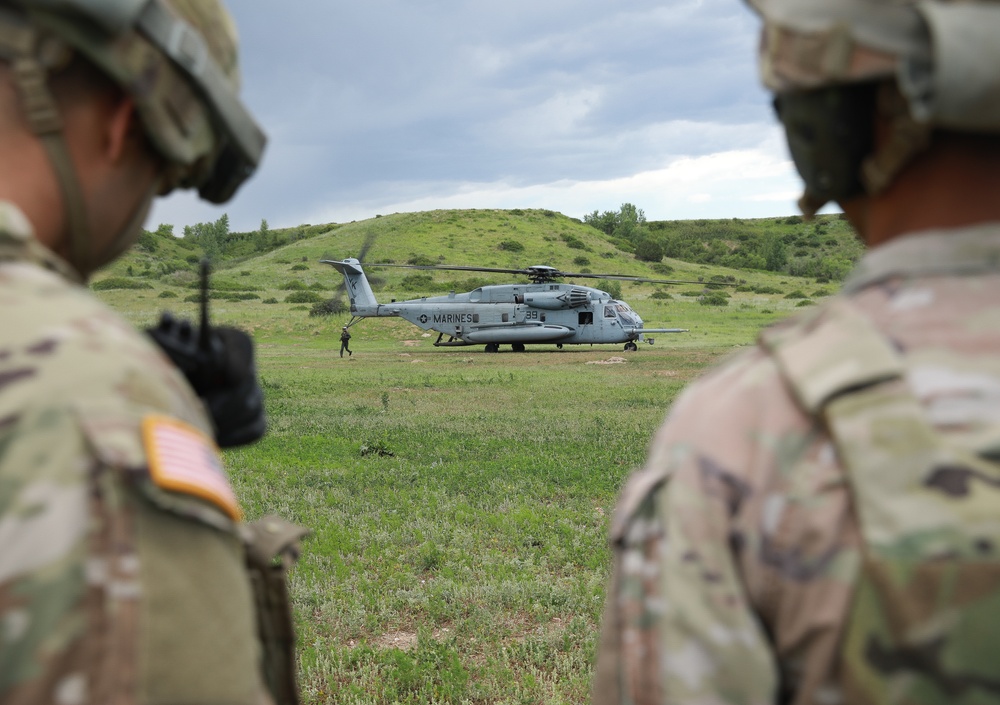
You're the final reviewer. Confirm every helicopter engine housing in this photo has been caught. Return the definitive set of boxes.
[523,288,590,310]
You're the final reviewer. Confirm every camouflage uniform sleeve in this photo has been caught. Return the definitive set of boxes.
[0,398,273,705]
[0,283,274,705]
[595,346,858,705]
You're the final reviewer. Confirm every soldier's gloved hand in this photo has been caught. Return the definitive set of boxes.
[146,312,267,448]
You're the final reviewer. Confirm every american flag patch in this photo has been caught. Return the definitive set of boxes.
[141,415,242,521]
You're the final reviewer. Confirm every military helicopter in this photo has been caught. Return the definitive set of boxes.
[320,258,722,352]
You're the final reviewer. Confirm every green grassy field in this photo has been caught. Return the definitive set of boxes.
[94,209,848,704]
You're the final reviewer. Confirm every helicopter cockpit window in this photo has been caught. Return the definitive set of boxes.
[604,305,617,318]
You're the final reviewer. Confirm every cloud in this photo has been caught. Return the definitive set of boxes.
[150,0,789,234]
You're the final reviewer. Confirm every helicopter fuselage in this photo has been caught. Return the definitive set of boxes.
[323,258,685,351]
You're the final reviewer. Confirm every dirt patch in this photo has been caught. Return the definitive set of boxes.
[402,340,420,347]
[654,370,679,377]
[411,359,426,364]
[586,356,627,365]
[376,630,418,651]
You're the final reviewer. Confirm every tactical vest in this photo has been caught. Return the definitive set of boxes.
[762,299,1000,704]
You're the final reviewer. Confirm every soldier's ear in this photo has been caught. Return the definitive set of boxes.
[104,95,139,164]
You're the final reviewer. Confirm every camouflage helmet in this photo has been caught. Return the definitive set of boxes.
[747,0,1000,215]
[749,0,1000,135]
[3,0,265,204]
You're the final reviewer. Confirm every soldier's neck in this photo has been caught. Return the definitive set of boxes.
[847,133,1000,249]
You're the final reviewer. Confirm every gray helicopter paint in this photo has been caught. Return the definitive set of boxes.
[322,258,686,350]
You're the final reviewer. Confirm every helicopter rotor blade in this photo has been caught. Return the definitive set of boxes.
[556,271,739,286]
[360,263,532,276]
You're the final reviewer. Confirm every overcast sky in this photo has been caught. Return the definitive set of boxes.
[150,0,815,233]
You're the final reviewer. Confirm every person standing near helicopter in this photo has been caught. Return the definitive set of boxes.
[593,0,1000,703]
[340,325,353,357]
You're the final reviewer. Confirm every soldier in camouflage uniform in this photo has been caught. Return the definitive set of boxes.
[0,2,303,704]
[594,1,1000,704]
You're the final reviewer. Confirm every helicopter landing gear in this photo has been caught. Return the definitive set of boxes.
[624,341,638,352]
[511,343,526,352]
[485,343,500,353]
[556,344,563,349]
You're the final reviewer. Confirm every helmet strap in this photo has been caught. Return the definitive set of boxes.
[861,83,932,195]
[6,35,92,280]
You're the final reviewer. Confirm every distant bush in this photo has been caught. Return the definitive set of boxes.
[796,299,815,307]
[280,280,307,290]
[263,297,279,304]
[290,263,308,271]
[752,285,783,295]
[735,285,753,292]
[401,273,437,290]
[158,290,177,298]
[700,291,730,306]
[650,263,674,276]
[811,288,831,297]
[509,208,525,216]
[635,239,664,263]
[596,279,622,299]
[542,210,556,218]
[309,298,347,317]
[651,291,672,300]
[240,270,251,276]
[407,254,435,266]
[498,239,524,252]
[562,234,587,250]
[784,290,808,299]
[600,251,616,259]
[285,291,323,304]
[92,277,153,291]
[573,256,590,266]
[680,290,703,297]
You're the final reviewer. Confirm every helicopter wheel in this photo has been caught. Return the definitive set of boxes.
[485,343,500,353]
[511,343,526,353]
[624,341,638,352]
[556,344,563,349]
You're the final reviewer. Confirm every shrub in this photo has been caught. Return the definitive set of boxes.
[784,290,808,299]
[650,263,674,275]
[157,290,177,298]
[651,291,672,300]
[407,254,435,266]
[263,297,279,304]
[562,234,587,250]
[92,277,153,291]
[634,239,664,263]
[573,256,590,266]
[280,280,307,290]
[498,239,524,252]
[401,273,436,290]
[290,263,308,271]
[752,285,783,295]
[285,291,323,304]
[700,291,730,306]
[309,298,347,317]
[796,299,815,307]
